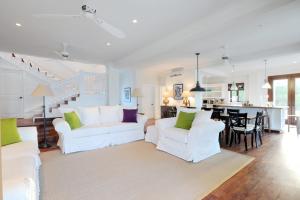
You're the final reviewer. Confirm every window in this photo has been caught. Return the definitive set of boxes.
[228,83,245,102]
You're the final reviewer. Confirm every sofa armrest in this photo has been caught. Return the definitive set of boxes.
[137,114,148,125]
[17,127,38,143]
[188,120,225,144]
[52,118,71,135]
[156,117,177,130]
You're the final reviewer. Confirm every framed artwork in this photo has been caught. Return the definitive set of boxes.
[124,87,131,103]
[173,83,183,100]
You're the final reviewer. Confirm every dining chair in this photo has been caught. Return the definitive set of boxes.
[229,112,255,151]
[254,111,264,147]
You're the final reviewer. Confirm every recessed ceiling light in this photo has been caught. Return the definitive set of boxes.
[293,61,297,64]
[106,42,111,46]
[16,23,22,27]
[132,19,138,24]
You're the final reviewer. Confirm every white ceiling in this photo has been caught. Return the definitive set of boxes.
[0,0,300,73]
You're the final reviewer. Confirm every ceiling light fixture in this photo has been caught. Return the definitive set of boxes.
[230,65,238,91]
[106,42,111,46]
[293,61,297,64]
[190,53,205,92]
[16,23,22,27]
[132,19,138,24]
[262,59,272,89]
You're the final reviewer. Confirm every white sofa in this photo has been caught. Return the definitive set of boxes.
[2,127,41,200]
[156,109,225,163]
[53,105,148,154]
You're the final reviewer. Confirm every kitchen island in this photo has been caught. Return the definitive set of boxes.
[214,104,287,132]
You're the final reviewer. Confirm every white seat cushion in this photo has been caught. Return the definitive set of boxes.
[101,122,142,132]
[1,141,41,168]
[233,124,255,132]
[70,124,110,138]
[70,122,141,138]
[162,127,189,143]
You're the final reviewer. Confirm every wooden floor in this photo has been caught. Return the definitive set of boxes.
[204,126,300,200]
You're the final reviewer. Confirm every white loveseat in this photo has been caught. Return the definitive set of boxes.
[53,105,148,154]
[156,109,225,163]
[2,127,41,200]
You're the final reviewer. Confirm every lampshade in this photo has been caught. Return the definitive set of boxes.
[132,88,142,97]
[262,59,272,89]
[262,80,272,89]
[32,84,54,96]
[163,90,171,98]
[181,91,191,98]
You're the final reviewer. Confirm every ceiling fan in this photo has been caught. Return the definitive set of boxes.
[54,43,71,60]
[33,3,126,39]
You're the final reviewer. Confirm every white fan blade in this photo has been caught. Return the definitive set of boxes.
[33,14,82,18]
[53,51,62,57]
[93,17,126,39]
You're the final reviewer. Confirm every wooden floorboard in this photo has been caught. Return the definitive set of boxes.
[203,126,300,200]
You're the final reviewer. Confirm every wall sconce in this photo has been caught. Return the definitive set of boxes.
[181,91,191,107]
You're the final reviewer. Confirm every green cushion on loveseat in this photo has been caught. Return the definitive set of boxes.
[1,118,22,146]
[175,111,196,130]
[64,111,82,130]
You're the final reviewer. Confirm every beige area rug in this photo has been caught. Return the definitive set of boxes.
[40,141,254,200]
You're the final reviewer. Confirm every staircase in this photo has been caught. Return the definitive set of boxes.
[1,52,106,118]
[1,52,82,118]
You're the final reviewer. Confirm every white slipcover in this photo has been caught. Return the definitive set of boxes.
[156,117,225,163]
[2,127,40,200]
[53,107,148,154]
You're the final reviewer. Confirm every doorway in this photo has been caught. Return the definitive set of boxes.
[141,84,155,119]
[0,69,24,118]
[268,73,300,125]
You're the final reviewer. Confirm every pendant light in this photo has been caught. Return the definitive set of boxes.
[230,64,238,91]
[262,59,271,89]
[190,53,205,92]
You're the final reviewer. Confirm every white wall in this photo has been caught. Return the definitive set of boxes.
[107,66,120,106]
[119,69,137,107]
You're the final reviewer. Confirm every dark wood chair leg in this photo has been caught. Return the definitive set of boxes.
[259,130,263,145]
[244,134,248,151]
[255,131,258,148]
[229,130,234,147]
[251,133,254,148]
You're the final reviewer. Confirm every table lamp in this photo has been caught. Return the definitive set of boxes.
[132,88,142,110]
[182,91,191,107]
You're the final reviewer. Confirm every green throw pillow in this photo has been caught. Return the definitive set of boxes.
[1,118,22,146]
[175,111,196,130]
[64,111,82,130]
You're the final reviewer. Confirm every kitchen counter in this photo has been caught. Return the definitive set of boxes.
[211,104,287,132]
[214,104,287,110]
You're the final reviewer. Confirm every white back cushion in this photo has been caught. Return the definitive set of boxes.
[78,106,101,125]
[176,107,201,117]
[58,107,81,120]
[192,110,213,127]
[99,105,121,123]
